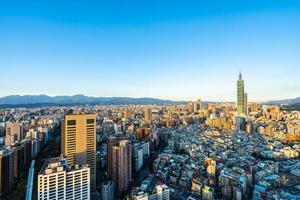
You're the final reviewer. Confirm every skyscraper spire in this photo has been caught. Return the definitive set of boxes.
[239,70,242,80]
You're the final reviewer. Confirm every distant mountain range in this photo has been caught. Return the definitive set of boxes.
[0,94,299,107]
[0,94,187,106]
[268,97,300,105]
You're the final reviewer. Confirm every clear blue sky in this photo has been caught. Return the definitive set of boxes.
[1,0,300,101]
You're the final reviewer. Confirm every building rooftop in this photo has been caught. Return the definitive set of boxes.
[39,156,89,175]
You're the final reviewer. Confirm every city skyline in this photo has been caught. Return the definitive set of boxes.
[1,1,300,200]
[1,1,300,101]
[0,70,298,103]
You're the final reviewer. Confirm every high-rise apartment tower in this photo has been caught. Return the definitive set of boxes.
[111,140,132,192]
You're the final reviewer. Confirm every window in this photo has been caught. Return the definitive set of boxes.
[87,119,94,124]
[67,120,76,126]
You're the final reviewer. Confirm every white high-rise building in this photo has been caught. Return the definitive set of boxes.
[134,147,144,171]
[141,141,150,157]
[38,157,90,200]
[101,181,114,200]
[28,129,40,157]
[202,186,214,200]
[156,184,170,200]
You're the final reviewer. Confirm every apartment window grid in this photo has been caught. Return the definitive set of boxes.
[38,164,90,200]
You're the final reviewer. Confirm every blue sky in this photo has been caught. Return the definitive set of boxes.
[0,0,299,101]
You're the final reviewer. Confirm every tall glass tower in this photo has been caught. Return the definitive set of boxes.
[237,72,245,115]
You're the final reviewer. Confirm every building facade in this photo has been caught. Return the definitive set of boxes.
[61,114,96,192]
[5,122,23,147]
[38,157,90,200]
[0,148,14,196]
[156,184,170,200]
[101,181,114,200]
[111,140,132,192]
[237,72,246,116]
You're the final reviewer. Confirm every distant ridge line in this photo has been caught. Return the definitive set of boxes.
[0,94,187,106]
[0,94,299,107]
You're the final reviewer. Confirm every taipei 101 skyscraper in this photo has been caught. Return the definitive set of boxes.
[237,72,247,116]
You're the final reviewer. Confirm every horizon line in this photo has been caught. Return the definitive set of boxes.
[0,93,297,103]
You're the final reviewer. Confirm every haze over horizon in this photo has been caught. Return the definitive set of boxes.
[0,93,298,104]
[1,1,300,101]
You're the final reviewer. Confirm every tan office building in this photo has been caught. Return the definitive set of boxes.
[144,107,152,122]
[5,122,23,147]
[61,114,96,192]
[250,103,258,113]
[244,93,248,116]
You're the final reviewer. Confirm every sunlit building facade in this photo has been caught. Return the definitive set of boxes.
[61,114,96,192]
[37,157,90,200]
